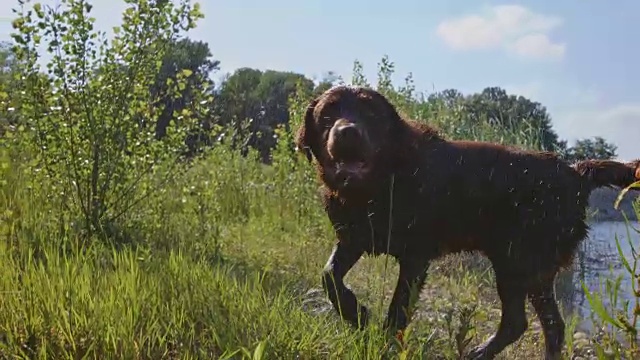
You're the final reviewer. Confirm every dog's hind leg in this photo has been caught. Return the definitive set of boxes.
[466,260,529,360]
[528,276,565,360]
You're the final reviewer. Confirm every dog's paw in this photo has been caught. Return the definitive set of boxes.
[465,344,492,360]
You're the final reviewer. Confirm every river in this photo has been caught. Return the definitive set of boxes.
[556,220,640,332]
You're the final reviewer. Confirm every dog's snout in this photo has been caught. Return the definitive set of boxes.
[334,123,360,142]
[327,120,370,162]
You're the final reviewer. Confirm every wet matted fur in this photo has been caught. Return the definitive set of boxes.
[295,85,640,360]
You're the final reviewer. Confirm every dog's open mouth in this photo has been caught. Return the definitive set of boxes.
[334,161,371,188]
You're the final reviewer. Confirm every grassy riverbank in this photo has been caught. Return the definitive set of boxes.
[2,139,638,359]
[1,1,638,357]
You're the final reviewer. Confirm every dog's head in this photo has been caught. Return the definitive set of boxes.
[295,85,406,193]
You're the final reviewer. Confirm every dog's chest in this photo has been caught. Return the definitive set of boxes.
[334,186,426,257]
[363,200,420,256]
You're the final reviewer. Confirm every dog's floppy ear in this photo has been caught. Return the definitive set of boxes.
[364,89,415,155]
[295,97,320,162]
[373,90,403,125]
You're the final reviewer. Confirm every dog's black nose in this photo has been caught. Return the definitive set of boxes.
[334,123,360,143]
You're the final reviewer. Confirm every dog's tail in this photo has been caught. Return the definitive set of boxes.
[573,159,640,190]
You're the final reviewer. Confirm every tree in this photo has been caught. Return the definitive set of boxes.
[464,87,561,151]
[431,89,465,109]
[11,0,210,240]
[0,42,15,136]
[214,68,315,162]
[152,38,219,140]
[213,67,262,150]
[311,71,342,97]
[0,41,16,81]
[0,42,17,114]
[562,137,618,162]
[424,86,562,151]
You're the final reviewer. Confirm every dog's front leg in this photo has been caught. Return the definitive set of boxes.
[383,257,430,335]
[322,241,368,328]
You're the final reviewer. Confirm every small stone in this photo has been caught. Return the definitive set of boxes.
[573,338,590,349]
[573,332,589,341]
[603,349,615,358]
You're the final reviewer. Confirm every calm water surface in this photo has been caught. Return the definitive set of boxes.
[557,220,640,332]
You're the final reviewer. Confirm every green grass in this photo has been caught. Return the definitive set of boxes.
[1,136,605,360]
[0,59,637,359]
[2,0,637,356]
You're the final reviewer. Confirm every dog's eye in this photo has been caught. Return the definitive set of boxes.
[359,109,377,121]
[319,116,334,128]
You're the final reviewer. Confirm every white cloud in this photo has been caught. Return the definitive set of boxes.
[509,34,565,61]
[436,5,566,61]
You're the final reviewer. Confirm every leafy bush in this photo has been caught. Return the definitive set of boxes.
[579,184,640,359]
[10,0,211,241]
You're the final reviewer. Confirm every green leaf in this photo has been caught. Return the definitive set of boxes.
[582,282,623,329]
[615,234,633,275]
[252,340,266,360]
[614,181,640,210]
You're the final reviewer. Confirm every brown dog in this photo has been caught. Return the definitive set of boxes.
[295,85,640,360]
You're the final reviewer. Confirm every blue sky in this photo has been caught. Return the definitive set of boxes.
[1,0,638,160]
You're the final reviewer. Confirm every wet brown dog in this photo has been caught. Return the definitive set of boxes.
[295,85,640,360]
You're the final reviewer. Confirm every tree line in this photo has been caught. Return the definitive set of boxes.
[0,36,617,164]
[0,0,622,253]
